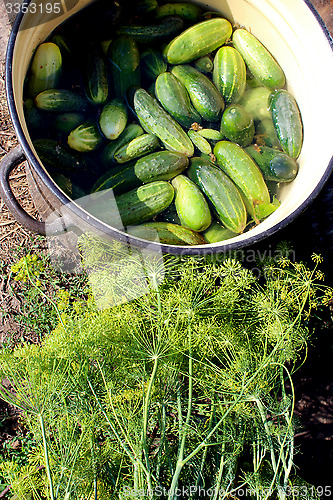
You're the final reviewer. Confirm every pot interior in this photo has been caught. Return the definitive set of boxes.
[9,0,333,248]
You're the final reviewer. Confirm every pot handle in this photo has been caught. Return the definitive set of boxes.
[0,144,46,235]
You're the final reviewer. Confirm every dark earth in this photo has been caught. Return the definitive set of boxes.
[1,0,333,494]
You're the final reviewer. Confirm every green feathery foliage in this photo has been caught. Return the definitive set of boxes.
[1,239,331,499]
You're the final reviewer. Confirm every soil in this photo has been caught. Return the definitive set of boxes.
[0,0,333,494]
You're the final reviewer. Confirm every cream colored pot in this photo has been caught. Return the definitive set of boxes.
[1,0,333,255]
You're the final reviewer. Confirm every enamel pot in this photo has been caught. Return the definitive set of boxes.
[1,0,333,255]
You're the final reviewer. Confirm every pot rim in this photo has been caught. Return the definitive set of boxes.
[5,0,333,256]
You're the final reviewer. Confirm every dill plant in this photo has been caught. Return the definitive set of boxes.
[0,240,331,499]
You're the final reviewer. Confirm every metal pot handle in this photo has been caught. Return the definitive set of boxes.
[0,144,46,235]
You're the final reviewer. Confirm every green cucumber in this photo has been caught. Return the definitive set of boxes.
[220,105,255,147]
[159,203,181,225]
[232,29,285,90]
[213,46,246,104]
[171,65,224,122]
[116,181,175,226]
[198,129,224,142]
[117,16,184,44]
[108,36,140,73]
[194,56,214,74]
[133,88,194,156]
[27,42,62,98]
[270,89,303,159]
[100,39,113,55]
[155,72,202,129]
[188,157,247,234]
[107,36,141,98]
[50,35,72,62]
[81,45,109,105]
[187,130,212,155]
[172,174,212,232]
[255,119,281,149]
[202,221,237,243]
[140,49,167,81]
[52,173,87,199]
[100,124,144,166]
[68,122,103,152]
[155,3,202,21]
[99,99,128,140]
[93,150,189,194]
[35,89,87,112]
[24,99,43,131]
[135,0,158,15]
[53,112,85,135]
[238,87,272,122]
[127,222,206,245]
[113,133,160,163]
[33,139,96,174]
[213,141,270,220]
[86,181,174,228]
[163,17,232,64]
[245,145,298,182]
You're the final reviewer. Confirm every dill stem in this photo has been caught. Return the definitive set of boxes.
[156,403,167,481]
[168,326,193,500]
[176,382,183,446]
[180,387,245,469]
[193,399,215,496]
[143,355,159,494]
[254,398,278,474]
[39,413,55,500]
[212,420,226,500]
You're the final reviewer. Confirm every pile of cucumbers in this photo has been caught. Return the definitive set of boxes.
[24,0,303,246]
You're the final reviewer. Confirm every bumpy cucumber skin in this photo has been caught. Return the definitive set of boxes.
[133,88,194,156]
[187,130,212,155]
[68,122,103,153]
[82,46,109,105]
[232,29,285,90]
[164,17,232,64]
[172,175,212,232]
[171,65,224,122]
[116,181,175,226]
[155,72,202,129]
[188,157,247,234]
[93,150,189,194]
[155,3,202,21]
[198,129,224,142]
[245,145,298,182]
[238,87,272,122]
[108,36,140,73]
[114,133,160,163]
[99,99,128,140]
[108,36,141,98]
[270,90,303,159]
[101,124,144,166]
[213,46,246,104]
[35,89,87,112]
[141,49,167,81]
[213,141,270,218]
[117,16,184,44]
[27,42,62,98]
[220,105,255,147]
[202,221,237,243]
[128,222,206,245]
[194,56,214,74]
